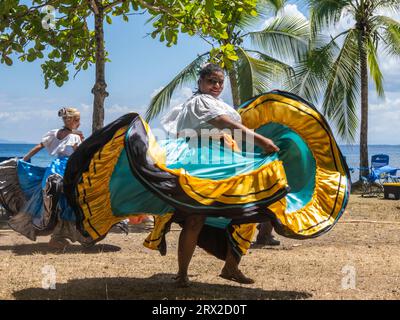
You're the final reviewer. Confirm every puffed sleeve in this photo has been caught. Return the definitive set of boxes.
[189,94,230,125]
[41,129,57,148]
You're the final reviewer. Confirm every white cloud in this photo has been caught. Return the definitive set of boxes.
[262,4,308,29]
[342,93,400,144]
[148,86,195,129]
[280,4,307,19]
[0,93,89,143]
[170,86,193,106]
[107,103,145,115]
[80,103,91,112]
[370,96,400,112]
[376,7,400,20]
[0,93,149,143]
[0,85,199,143]
[325,10,355,37]
[369,108,400,141]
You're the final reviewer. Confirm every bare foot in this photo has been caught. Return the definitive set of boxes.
[48,237,69,250]
[219,268,255,284]
[174,274,190,288]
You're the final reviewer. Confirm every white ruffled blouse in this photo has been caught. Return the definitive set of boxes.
[41,129,82,157]
[161,94,241,136]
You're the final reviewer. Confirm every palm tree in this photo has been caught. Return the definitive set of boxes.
[302,0,400,179]
[145,0,310,121]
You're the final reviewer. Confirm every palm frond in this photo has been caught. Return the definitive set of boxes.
[373,0,400,14]
[367,34,385,97]
[375,15,400,57]
[322,29,360,142]
[237,0,286,30]
[145,53,209,121]
[247,49,295,88]
[267,0,287,13]
[330,73,359,142]
[308,0,350,28]
[374,14,400,24]
[288,40,336,103]
[249,15,310,61]
[236,47,283,102]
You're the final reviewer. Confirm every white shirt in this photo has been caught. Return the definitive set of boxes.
[41,129,82,157]
[161,94,241,136]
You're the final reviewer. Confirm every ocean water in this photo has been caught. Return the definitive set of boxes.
[0,144,51,167]
[340,145,400,182]
[1,143,400,182]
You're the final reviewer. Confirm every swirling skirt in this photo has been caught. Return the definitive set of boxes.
[0,157,89,243]
[62,91,350,259]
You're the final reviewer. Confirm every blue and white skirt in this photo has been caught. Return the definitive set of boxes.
[0,156,89,242]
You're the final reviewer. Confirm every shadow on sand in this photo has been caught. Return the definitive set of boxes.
[0,243,121,255]
[12,273,312,300]
[0,220,11,230]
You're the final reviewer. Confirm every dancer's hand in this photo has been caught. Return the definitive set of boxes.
[260,138,280,154]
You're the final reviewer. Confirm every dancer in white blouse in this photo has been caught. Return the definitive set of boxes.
[13,107,90,248]
[161,63,279,287]
[23,108,83,162]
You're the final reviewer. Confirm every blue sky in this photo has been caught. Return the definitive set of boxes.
[0,2,400,144]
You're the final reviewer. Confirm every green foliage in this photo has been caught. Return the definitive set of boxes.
[322,30,360,142]
[288,37,335,103]
[0,1,95,88]
[236,47,293,102]
[146,0,310,119]
[210,43,239,69]
[1,0,257,89]
[147,0,259,58]
[250,15,310,61]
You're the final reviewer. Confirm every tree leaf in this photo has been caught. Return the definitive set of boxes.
[3,56,13,66]
[367,34,384,97]
[235,47,282,102]
[322,29,360,142]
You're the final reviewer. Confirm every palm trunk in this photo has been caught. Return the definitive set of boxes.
[359,32,369,179]
[228,68,241,108]
[91,4,109,133]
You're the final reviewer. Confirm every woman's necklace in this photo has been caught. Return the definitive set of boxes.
[63,126,73,132]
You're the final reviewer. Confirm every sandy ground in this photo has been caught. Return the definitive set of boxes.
[1,194,400,300]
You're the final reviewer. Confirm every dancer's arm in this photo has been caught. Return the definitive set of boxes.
[208,115,279,154]
[23,143,44,161]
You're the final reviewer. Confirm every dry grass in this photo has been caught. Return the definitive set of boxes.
[1,194,400,300]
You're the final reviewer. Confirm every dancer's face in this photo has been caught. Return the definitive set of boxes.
[198,71,224,98]
[64,115,81,130]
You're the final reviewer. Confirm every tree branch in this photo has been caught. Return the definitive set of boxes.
[103,0,125,11]
[198,33,215,47]
[4,0,59,25]
[89,0,100,14]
